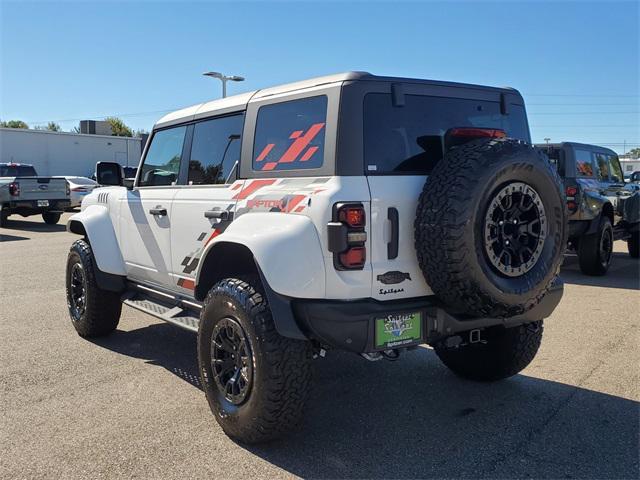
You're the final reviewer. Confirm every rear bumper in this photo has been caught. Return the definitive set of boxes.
[3,199,70,215]
[291,278,564,353]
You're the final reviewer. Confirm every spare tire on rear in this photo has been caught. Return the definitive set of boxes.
[415,138,566,317]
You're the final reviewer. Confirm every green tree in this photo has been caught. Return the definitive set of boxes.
[104,117,133,137]
[46,121,61,132]
[627,147,640,159]
[0,119,29,129]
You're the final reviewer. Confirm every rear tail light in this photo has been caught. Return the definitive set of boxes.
[339,246,366,269]
[565,185,578,213]
[327,203,367,270]
[8,182,20,196]
[71,187,88,192]
[65,181,71,196]
[339,206,366,228]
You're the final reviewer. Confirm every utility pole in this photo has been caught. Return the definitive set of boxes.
[203,71,245,98]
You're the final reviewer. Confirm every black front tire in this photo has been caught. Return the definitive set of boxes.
[66,239,122,337]
[42,211,61,225]
[435,321,543,381]
[198,277,313,444]
[578,216,613,275]
[628,231,639,258]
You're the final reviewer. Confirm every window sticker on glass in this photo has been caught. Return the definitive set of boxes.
[253,96,327,172]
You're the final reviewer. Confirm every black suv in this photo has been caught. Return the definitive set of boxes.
[538,142,639,274]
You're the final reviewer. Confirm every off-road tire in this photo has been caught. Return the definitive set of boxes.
[198,277,313,444]
[435,321,543,381]
[578,216,613,275]
[42,211,61,225]
[66,239,122,337]
[415,138,566,317]
[628,231,639,258]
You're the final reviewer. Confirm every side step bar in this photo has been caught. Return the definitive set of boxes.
[123,286,201,333]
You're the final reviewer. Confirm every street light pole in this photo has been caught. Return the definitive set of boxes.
[202,71,245,98]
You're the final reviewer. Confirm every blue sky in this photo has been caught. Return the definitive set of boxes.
[1,0,638,153]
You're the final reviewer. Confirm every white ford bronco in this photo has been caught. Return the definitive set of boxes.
[65,72,566,443]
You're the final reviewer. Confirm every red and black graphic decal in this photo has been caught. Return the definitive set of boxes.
[232,179,277,200]
[177,278,195,290]
[255,123,325,171]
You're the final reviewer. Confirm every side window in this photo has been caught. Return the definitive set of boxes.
[608,154,623,182]
[139,126,186,187]
[575,149,594,177]
[253,96,327,172]
[188,114,244,185]
[594,153,609,181]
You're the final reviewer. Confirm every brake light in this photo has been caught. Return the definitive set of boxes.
[339,246,366,269]
[567,201,578,212]
[8,182,20,197]
[339,205,366,228]
[66,181,71,196]
[71,187,88,192]
[566,186,578,197]
[328,203,367,270]
[449,128,506,139]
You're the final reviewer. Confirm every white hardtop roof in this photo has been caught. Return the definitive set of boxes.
[155,72,369,128]
[155,71,519,128]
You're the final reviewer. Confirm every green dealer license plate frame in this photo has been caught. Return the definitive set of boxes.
[374,311,423,349]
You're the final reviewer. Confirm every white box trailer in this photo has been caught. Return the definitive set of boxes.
[0,128,142,177]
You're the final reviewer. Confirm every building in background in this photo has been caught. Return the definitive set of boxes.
[619,154,640,178]
[0,127,142,177]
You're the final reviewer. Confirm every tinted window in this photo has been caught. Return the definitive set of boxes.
[0,165,37,177]
[608,154,623,182]
[363,94,530,174]
[594,153,609,181]
[189,114,243,185]
[253,96,327,172]
[139,126,186,187]
[575,150,594,177]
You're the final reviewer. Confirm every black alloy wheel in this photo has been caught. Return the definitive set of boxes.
[211,317,254,405]
[484,181,547,277]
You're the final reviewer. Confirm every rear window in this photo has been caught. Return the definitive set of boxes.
[363,93,530,175]
[0,165,37,177]
[253,96,327,172]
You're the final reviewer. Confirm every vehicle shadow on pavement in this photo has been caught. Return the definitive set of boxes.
[561,253,640,290]
[0,218,67,233]
[90,324,639,479]
[90,323,203,390]
[0,233,29,242]
[247,348,639,479]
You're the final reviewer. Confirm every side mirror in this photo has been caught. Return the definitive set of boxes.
[123,178,135,190]
[96,162,123,186]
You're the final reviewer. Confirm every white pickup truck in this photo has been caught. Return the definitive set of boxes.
[0,163,70,226]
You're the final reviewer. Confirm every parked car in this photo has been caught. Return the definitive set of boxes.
[537,142,640,272]
[0,163,70,226]
[64,176,98,208]
[65,72,566,443]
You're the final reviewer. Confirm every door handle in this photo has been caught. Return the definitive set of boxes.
[149,207,167,216]
[387,207,399,260]
[204,210,233,221]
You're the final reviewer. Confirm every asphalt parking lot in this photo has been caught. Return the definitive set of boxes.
[1,213,639,479]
